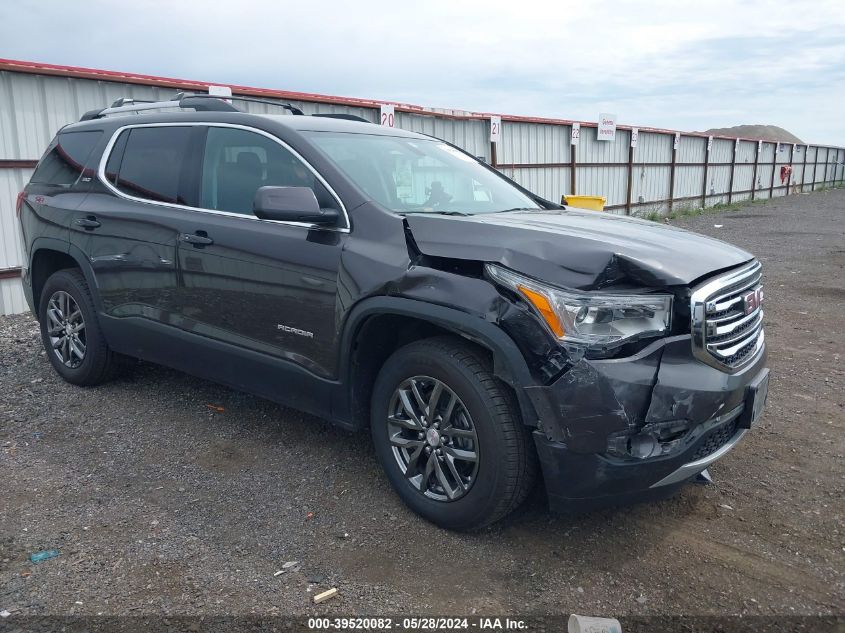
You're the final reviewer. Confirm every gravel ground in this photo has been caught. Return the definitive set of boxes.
[1,189,843,620]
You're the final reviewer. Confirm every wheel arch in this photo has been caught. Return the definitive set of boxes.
[338,297,539,431]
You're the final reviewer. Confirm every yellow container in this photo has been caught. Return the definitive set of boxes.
[562,195,606,211]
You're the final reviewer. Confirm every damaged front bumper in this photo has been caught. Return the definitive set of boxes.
[525,334,768,513]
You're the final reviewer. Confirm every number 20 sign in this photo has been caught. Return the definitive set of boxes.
[380,104,395,128]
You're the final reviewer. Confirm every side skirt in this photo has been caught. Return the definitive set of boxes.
[99,314,352,429]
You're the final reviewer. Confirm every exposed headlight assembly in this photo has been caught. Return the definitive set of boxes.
[486,264,672,351]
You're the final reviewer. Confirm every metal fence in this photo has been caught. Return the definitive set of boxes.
[1,58,844,315]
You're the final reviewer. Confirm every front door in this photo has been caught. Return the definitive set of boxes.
[173,125,347,378]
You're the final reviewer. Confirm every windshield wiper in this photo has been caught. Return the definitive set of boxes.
[407,210,471,217]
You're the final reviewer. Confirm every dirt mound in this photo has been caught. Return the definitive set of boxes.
[701,124,803,143]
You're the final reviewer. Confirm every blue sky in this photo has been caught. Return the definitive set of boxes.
[2,0,843,145]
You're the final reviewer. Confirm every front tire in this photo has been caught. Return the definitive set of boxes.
[38,269,126,386]
[371,336,537,530]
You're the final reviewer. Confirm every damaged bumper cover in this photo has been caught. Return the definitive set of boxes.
[525,334,768,513]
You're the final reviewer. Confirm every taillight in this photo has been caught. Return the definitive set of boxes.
[15,191,26,218]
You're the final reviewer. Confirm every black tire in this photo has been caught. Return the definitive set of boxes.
[371,336,537,530]
[38,268,127,386]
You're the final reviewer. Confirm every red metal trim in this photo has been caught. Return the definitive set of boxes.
[0,159,38,169]
[0,267,22,280]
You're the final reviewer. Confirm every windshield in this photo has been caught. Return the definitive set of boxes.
[305,132,541,215]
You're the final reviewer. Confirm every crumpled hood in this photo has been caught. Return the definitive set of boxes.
[405,209,754,289]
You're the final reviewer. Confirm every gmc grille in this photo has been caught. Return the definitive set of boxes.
[691,261,765,372]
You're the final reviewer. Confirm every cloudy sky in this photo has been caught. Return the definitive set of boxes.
[2,0,844,145]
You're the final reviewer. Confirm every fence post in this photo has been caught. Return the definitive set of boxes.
[728,139,738,204]
[668,133,678,212]
[701,138,710,208]
[625,139,634,215]
[570,143,577,197]
[801,144,807,193]
[810,146,817,191]
[490,140,498,168]
[825,147,831,186]
[769,143,777,198]
[751,140,760,201]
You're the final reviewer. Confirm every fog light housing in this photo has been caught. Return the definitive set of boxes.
[607,420,692,460]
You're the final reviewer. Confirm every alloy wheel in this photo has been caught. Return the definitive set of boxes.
[46,290,86,368]
[387,376,480,501]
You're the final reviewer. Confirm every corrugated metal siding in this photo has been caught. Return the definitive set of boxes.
[578,127,630,163]
[673,166,704,199]
[499,122,570,165]
[710,139,734,164]
[0,169,30,270]
[636,132,671,164]
[678,136,705,163]
[505,167,570,203]
[0,278,27,315]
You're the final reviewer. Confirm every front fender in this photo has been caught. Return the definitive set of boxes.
[337,295,540,428]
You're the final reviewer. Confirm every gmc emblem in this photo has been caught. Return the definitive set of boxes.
[743,287,764,315]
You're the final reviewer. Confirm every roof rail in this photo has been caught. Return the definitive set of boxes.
[79,92,305,121]
[311,113,371,123]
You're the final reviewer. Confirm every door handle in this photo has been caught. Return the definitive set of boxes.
[180,232,214,246]
[74,216,101,230]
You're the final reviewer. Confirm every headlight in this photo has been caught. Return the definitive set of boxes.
[486,264,672,350]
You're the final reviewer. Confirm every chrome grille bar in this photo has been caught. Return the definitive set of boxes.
[691,260,765,372]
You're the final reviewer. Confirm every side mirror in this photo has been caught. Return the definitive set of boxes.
[253,186,340,225]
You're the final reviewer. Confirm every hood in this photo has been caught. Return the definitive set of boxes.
[405,209,754,289]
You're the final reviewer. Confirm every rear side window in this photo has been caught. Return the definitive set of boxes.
[30,131,102,186]
[105,126,193,204]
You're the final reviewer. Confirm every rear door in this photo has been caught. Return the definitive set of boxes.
[75,124,199,322]
[173,124,347,378]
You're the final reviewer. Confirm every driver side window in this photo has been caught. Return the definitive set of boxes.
[200,127,332,216]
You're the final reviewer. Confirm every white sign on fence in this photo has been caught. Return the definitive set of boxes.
[707,136,713,152]
[380,104,395,128]
[570,122,580,146]
[673,133,680,150]
[597,113,616,142]
[758,140,763,154]
[735,139,741,154]
[490,116,501,143]
[630,128,638,148]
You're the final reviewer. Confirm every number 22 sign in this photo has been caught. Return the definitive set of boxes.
[380,104,395,128]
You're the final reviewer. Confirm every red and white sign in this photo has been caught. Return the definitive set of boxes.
[570,122,581,146]
[707,136,713,152]
[380,104,395,128]
[673,133,680,150]
[630,127,639,148]
[490,116,501,143]
[597,113,616,142]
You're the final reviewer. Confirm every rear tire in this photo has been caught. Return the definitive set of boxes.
[371,336,537,530]
[38,269,128,386]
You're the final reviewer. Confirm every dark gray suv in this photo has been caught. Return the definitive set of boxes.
[16,94,769,530]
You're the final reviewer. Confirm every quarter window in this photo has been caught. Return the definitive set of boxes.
[31,131,103,187]
[106,127,193,204]
[200,127,334,216]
